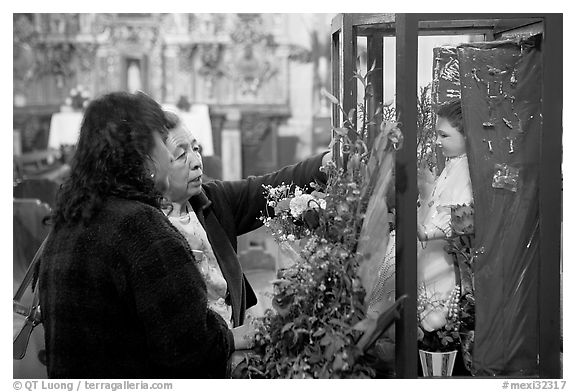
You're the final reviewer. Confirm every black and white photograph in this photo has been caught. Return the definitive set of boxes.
[10,8,567,388]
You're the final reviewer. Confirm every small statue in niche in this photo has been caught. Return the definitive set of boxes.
[65,85,90,111]
[176,95,191,112]
[235,45,276,96]
[127,59,142,93]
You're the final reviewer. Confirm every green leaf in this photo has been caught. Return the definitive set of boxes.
[348,108,356,123]
[293,330,300,344]
[281,322,294,334]
[321,88,340,105]
[367,59,377,74]
[328,318,350,329]
[342,274,352,289]
[308,353,324,364]
[334,127,349,137]
[332,353,344,371]
[320,335,333,346]
[325,341,337,358]
[333,336,346,350]
[352,74,366,88]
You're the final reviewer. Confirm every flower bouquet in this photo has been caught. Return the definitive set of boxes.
[259,184,327,265]
[238,157,375,378]
[233,62,403,379]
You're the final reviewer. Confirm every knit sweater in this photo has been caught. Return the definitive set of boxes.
[38,198,234,379]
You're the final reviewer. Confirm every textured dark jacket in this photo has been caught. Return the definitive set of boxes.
[190,153,327,327]
[38,199,234,379]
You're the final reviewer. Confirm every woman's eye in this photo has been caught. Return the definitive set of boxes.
[192,146,200,152]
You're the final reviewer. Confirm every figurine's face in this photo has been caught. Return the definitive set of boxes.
[435,117,466,158]
[165,125,204,202]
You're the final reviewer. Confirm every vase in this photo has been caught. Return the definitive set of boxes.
[418,349,458,377]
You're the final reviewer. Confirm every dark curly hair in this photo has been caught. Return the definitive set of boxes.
[436,99,464,135]
[52,91,169,229]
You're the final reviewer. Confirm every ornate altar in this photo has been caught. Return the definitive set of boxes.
[13,13,307,177]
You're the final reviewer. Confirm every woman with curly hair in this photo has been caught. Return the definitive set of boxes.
[38,92,235,378]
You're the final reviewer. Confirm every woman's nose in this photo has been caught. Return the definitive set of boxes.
[188,152,202,171]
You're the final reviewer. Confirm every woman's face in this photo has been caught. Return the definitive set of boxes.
[435,117,466,158]
[148,131,173,193]
[165,124,204,203]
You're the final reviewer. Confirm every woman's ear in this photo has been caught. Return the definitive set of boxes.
[146,135,173,194]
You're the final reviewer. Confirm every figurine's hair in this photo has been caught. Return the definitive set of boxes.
[436,99,464,135]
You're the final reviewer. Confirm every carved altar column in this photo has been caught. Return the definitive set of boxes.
[162,45,178,104]
[221,109,242,180]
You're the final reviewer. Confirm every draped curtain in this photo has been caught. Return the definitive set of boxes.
[457,35,543,376]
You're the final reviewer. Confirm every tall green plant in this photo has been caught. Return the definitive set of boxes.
[324,78,436,173]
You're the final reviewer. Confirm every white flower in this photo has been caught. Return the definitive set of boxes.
[288,191,326,218]
[419,305,448,332]
[287,234,296,242]
[289,194,315,218]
